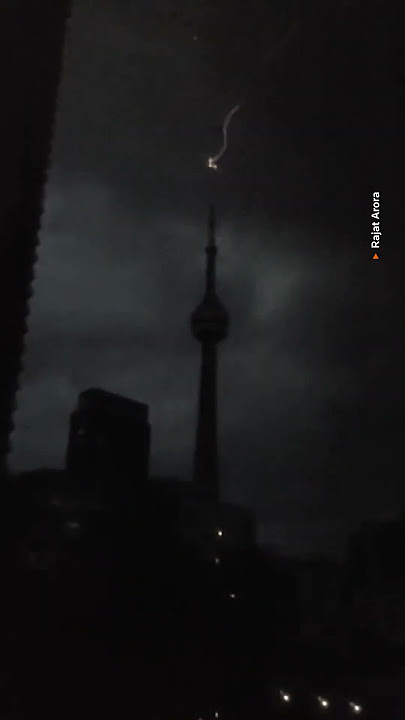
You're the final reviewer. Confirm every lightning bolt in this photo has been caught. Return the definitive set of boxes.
[203,0,356,173]
[207,104,240,171]
[205,5,303,172]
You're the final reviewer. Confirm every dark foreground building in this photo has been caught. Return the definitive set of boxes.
[0,1,72,476]
[66,387,151,494]
[4,458,288,719]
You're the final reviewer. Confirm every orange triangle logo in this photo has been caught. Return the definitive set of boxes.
[372,253,379,260]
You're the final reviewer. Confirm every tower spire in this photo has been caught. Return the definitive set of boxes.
[205,204,217,294]
[190,205,229,499]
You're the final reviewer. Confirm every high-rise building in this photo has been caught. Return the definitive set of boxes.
[0,1,72,476]
[66,388,150,494]
[190,205,229,500]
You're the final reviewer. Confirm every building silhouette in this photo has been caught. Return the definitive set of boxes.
[191,204,229,500]
[0,1,72,477]
[346,516,405,648]
[66,387,151,495]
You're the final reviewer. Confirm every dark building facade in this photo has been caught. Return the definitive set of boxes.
[0,1,72,477]
[345,515,405,647]
[66,388,151,495]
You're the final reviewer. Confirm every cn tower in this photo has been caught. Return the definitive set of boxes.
[190,205,230,499]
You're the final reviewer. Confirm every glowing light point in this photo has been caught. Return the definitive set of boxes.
[229,593,236,599]
[318,696,329,709]
[280,690,291,702]
[208,104,240,170]
[215,557,220,565]
[216,529,223,537]
[350,702,362,713]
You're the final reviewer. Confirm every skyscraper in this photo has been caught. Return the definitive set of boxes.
[0,1,72,476]
[190,205,230,500]
[66,388,151,494]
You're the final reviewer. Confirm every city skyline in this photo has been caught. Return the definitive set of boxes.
[10,0,403,557]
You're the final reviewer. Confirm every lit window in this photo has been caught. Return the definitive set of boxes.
[349,702,362,714]
[318,697,329,709]
[280,690,291,702]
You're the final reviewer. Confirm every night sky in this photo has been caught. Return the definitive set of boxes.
[10,0,404,556]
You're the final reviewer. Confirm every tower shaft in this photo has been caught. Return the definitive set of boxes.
[193,343,219,497]
[190,206,229,500]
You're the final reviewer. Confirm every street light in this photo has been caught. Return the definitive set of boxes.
[349,702,362,713]
[318,696,329,709]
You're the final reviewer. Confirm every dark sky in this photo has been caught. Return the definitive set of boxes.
[10,0,404,556]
